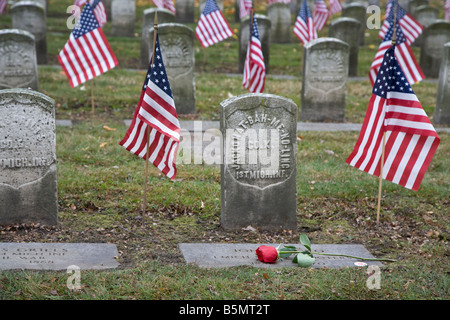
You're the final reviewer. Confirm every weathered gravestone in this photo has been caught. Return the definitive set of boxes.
[0,243,119,270]
[140,8,175,69]
[111,0,135,37]
[0,29,39,91]
[0,89,57,226]
[420,20,450,78]
[220,93,297,231]
[34,0,47,13]
[148,23,196,114]
[341,3,366,45]
[239,14,271,73]
[413,5,439,47]
[175,0,195,23]
[178,243,384,269]
[10,1,47,65]
[266,2,291,44]
[329,17,361,76]
[102,0,112,21]
[301,38,349,122]
[409,0,429,17]
[434,42,450,124]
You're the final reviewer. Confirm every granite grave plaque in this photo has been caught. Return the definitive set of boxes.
[420,20,450,78]
[341,3,366,45]
[267,2,291,44]
[329,18,361,76]
[175,0,195,23]
[111,0,136,37]
[434,42,450,124]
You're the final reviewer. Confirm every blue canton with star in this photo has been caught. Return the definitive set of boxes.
[373,46,415,99]
[387,1,407,23]
[383,21,406,44]
[250,16,261,40]
[299,0,312,20]
[202,0,220,15]
[73,3,99,39]
[143,35,173,98]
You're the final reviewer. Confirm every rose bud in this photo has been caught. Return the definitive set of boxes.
[256,245,278,263]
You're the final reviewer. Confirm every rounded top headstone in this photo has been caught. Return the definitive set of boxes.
[304,37,350,50]
[11,0,45,11]
[0,28,35,41]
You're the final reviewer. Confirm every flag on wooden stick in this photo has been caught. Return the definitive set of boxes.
[196,0,233,48]
[58,1,117,88]
[239,0,253,19]
[74,0,107,27]
[328,0,342,16]
[313,0,328,31]
[152,0,176,14]
[347,45,440,192]
[293,0,317,45]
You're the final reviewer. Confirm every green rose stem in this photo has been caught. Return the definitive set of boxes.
[277,250,397,263]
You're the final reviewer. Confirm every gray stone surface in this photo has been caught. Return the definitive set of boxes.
[409,0,429,17]
[420,20,450,78]
[329,18,361,76]
[111,0,136,37]
[0,243,119,270]
[178,243,384,268]
[266,2,291,44]
[148,23,196,114]
[239,14,271,73]
[413,5,439,47]
[140,8,175,68]
[175,0,195,23]
[220,93,297,231]
[0,89,57,226]
[102,0,112,21]
[0,29,39,91]
[434,42,450,124]
[301,37,349,122]
[10,1,47,65]
[341,3,366,45]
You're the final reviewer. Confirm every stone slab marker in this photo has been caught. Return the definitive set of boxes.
[148,23,196,114]
[102,0,112,21]
[175,0,195,23]
[413,5,439,47]
[111,0,136,37]
[341,3,366,45]
[220,93,297,231]
[329,18,361,76]
[301,38,349,122]
[420,20,450,78]
[0,89,57,226]
[434,42,450,124]
[10,1,47,65]
[140,8,175,69]
[0,29,39,91]
[267,2,291,44]
[239,14,271,73]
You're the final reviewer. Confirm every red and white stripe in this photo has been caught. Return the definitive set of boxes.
[242,30,265,93]
[446,0,450,21]
[379,15,423,45]
[240,0,252,19]
[0,0,7,14]
[267,0,291,4]
[74,0,107,26]
[58,28,118,88]
[195,5,233,47]
[152,0,176,14]
[313,0,328,31]
[293,14,316,45]
[328,0,342,15]
[369,41,424,86]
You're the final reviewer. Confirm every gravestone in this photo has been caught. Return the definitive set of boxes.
[409,0,429,17]
[0,243,119,270]
[434,42,450,124]
[220,93,297,231]
[102,0,112,21]
[420,20,450,78]
[140,8,175,68]
[178,243,384,269]
[10,1,47,65]
[34,0,47,13]
[111,0,136,37]
[199,0,223,15]
[329,17,361,76]
[341,3,366,45]
[175,0,195,23]
[301,37,349,122]
[413,5,439,47]
[266,2,291,44]
[239,14,271,73]
[0,89,57,226]
[0,29,39,91]
[148,23,196,114]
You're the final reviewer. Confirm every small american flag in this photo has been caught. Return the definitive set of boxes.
[293,0,317,45]
[369,22,424,86]
[58,1,118,88]
[328,0,342,15]
[196,0,233,48]
[446,0,450,21]
[0,0,7,14]
[347,45,440,191]
[313,0,328,31]
[120,34,180,180]
[239,0,252,19]
[73,0,107,27]
[379,1,423,45]
[152,0,175,14]
[242,15,266,93]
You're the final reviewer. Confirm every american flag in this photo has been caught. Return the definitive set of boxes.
[239,0,252,19]
[446,0,450,21]
[120,34,180,180]
[293,0,317,45]
[73,0,107,27]
[0,0,7,14]
[242,15,266,93]
[152,0,175,14]
[196,0,233,48]
[379,1,423,45]
[58,1,117,88]
[328,0,342,15]
[369,22,424,86]
[347,45,440,191]
[313,0,328,31]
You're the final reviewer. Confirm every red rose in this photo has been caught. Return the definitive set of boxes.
[256,245,278,263]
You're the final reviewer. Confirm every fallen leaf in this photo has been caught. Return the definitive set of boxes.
[103,126,116,131]
[99,142,107,148]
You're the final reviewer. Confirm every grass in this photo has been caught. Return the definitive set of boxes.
[0,0,449,302]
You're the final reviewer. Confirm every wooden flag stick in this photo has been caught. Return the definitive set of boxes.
[91,79,95,114]
[248,8,254,89]
[142,12,158,215]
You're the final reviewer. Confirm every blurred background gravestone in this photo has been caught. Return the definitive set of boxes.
[420,20,450,78]
[111,0,136,37]
[434,42,450,124]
